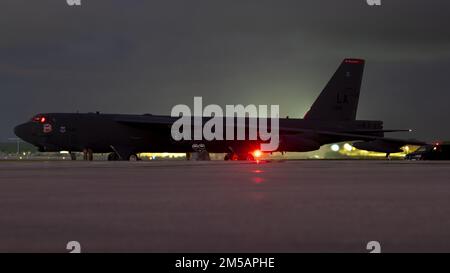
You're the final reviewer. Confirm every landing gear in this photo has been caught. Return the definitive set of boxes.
[224,153,239,161]
[224,152,254,161]
[107,152,119,161]
[246,154,255,161]
[107,152,140,161]
[188,143,210,161]
[109,145,140,161]
[83,149,93,161]
[128,154,139,161]
[190,151,210,161]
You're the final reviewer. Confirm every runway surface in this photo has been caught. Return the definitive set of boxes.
[0,160,450,253]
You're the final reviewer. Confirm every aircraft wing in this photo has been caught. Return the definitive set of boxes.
[349,129,412,134]
[114,116,177,138]
[115,116,175,129]
[279,126,426,153]
[115,117,426,152]
[280,127,426,144]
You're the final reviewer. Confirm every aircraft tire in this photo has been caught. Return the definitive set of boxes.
[128,154,139,161]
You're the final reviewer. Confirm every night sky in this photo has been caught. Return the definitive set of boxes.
[1,0,450,141]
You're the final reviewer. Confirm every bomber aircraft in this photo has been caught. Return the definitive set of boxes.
[14,59,425,161]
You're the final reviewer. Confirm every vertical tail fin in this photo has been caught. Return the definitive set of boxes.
[304,58,365,121]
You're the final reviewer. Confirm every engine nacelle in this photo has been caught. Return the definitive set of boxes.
[279,135,321,152]
[353,140,403,153]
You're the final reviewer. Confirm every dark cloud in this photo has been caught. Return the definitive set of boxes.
[1,0,450,141]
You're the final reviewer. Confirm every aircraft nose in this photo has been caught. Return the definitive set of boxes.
[14,123,32,142]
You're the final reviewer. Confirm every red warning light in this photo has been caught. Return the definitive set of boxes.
[40,117,46,123]
[252,150,263,158]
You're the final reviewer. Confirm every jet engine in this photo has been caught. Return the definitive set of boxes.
[279,135,321,152]
[353,140,403,153]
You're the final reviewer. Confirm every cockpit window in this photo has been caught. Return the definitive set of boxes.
[31,115,47,123]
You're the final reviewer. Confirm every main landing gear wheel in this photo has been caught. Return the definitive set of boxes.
[128,154,140,161]
[107,152,140,161]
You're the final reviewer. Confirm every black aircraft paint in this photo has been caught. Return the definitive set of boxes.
[14,59,425,160]
[405,143,450,160]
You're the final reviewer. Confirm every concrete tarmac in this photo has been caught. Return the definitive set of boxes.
[0,160,450,252]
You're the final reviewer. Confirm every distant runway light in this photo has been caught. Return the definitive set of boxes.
[331,144,340,152]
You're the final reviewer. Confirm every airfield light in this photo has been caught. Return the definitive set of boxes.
[343,143,353,152]
[331,144,340,152]
[253,150,263,158]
